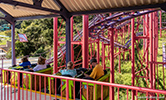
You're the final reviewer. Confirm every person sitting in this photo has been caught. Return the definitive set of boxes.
[29,56,47,72]
[18,56,31,69]
[59,61,77,77]
[83,58,104,80]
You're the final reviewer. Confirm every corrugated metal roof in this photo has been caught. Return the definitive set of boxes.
[60,0,166,12]
[0,0,165,20]
[0,3,52,18]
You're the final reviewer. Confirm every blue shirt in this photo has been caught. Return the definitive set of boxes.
[60,69,77,77]
[19,61,31,68]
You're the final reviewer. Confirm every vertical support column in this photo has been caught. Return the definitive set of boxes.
[102,44,105,69]
[145,14,149,86]
[66,17,71,67]
[11,22,16,65]
[119,48,121,73]
[97,39,100,63]
[82,15,89,68]
[53,17,58,73]
[160,11,162,38]
[143,15,146,53]
[110,28,114,100]
[149,12,153,89]
[71,17,74,66]
[131,17,135,100]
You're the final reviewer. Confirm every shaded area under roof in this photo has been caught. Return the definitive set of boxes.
[0,0,165,21]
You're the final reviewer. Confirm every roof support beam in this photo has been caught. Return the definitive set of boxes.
[53,0,71,20]
[0,7,15,23]
[71,3,165,15]
[15,14,59,21]
[32,0,43,7]
[0,0,60,14]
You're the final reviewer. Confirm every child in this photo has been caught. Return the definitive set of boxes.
[32,56,47,72]
[59,61,77,77]
[19,56,31,69]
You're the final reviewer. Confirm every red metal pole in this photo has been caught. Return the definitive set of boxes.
[110,28,114,100]
[131,17,135,100]
[53,17,58,73]
[97,39,100,63]
[71,17,74,66]
[149,12,153,89]
[102,44,105,69]
[145,14,149,87]
[119,48,121,73]
[82,15,89,68]
[160,10,162,38]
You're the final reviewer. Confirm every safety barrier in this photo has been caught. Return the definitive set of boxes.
[1,68,166,100]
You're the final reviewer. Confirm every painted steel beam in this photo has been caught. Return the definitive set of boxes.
[53,0,71,20]
[65,17,71,67]
[0,7,14,23]
[11,22,16,65]
[32,0,43,7]
[70,3,164,15]
[0,0,60,14]
[15,14,59,21]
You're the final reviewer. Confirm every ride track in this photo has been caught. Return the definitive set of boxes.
[48,9,158,65]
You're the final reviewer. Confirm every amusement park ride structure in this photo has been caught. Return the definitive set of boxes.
[0,0,166,100]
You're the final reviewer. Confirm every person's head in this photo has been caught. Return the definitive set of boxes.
[90,58,97,67]
[38,56,46,65]
[21,56,28,62]
[67,61,73,69]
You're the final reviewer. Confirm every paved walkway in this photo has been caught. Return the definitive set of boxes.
[0,84,65,100]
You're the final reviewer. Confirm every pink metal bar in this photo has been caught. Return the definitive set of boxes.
[53,17,58,74]
[73,81,75,100]
[127,89,128,100]
[82,15,89,68]
[80,81,82,99]
[160,11,162,37]
[39,76,41,100]
[131,16,135,100]
[54,78,57,100]
[44,76,46,100]
[94,84,96,100]
[35,75,37,100]
[149,12,153,90]
[102,44,105,69]
[22,72,24,100]
[17,72,20,100]
[119,48,121,73]
[66,79,69,100]
[7,71,9,100]
[26,74,28,100]
[117,87,119,100]
[110,27,114,100]
[61,79,62,100]
[71,17,74,65]
[49,77,51,100]
[30,74,32,100]
[101,85,103,100]
[136,90,138,100]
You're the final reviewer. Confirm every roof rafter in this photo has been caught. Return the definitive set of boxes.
[71,3,165,15]
[0,0,60,14]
